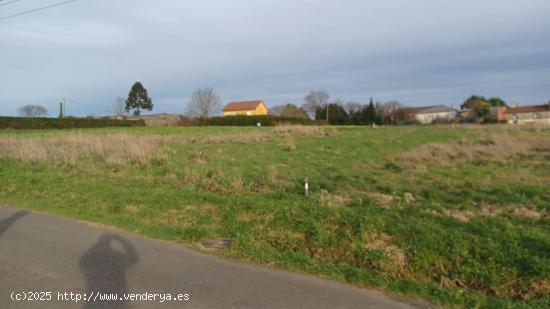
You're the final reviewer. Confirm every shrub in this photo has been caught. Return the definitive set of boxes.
[206,115,317,126]
[177,116,200,127]
[0,117,145,130]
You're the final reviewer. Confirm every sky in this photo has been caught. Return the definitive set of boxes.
[1,0,549,116]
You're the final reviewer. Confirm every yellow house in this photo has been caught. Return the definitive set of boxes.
[222,100,269,116]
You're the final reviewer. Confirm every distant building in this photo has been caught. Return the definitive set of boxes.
[490,106,508,122]
[504,103,550,124]
[222,100,269,117]
[458,109,476,123]
[396,105,457,124]
[131,113,180,126]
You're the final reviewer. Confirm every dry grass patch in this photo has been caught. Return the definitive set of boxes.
[146,203,222,228]
[320,189,352,206]
[196,126,333,146]
[0,132,172,166]
[441,204,505,222]
[368,192,394,208]
[399,133,550,165]
[230,175,247,193]
[0,126,334,167]
[438,204,547,222]
[364,233,407,268]
[403,192,416,204]
[442,209,478,223]
[123,204,145,214]
[179,169,200,184]
[237,212,256,223]
[281,136,297,151]
[513,207,547,220]
[524,280,550,300]
[265,165,279,183]
[259,165,294,192]
[187,152,207,165]
[273,124,333,136]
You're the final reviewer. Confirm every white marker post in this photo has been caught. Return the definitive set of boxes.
[304,177,309,197]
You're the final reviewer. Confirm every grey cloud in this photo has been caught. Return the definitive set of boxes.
[1,0,549,116]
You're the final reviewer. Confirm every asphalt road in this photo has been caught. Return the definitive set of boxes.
[0,205,418,309]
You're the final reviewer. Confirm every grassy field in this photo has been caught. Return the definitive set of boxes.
[0,125,548,308]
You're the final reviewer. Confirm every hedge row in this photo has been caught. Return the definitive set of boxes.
[206,115,318,126]
[0,117,145,130]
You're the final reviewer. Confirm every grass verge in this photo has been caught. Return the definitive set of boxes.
[0,125,548,308]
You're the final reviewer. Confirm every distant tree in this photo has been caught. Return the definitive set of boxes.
[317,103,348,124]
[393,108,407,124]
[461,95,507,109]
[487,97,507,108]
[344,101,362,115]
[111,97,127,116]
[380,101,402,124]
[461,95,492,119]
[269,105,284,116]
[375,101,385,123]
[359,98,380,124]
[380,101,402,116]
[346,103,363,125]
[461,95,486,110]
[185,87,221,119]
[473,101,491,118]
[125,82,153,116]
[18,104,48,117]
[270,104,309,119]
[303,90,330,118]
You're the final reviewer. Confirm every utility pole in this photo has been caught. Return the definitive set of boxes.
[59,98,66,118]
[326,104,329,123]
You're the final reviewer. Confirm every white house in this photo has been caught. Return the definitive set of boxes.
[399,105,457,124]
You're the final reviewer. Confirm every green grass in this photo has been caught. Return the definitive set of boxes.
[0,125,549,308]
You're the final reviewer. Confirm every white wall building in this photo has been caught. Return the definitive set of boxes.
[400,106,457,124]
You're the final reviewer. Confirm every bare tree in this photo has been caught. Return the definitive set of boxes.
[380,101,402,116]
[185,87,221,118]
[111,97,127,116]
[381,101,404,124]
[303,90,330,116]
[18,105,48,117]
[345,101,363,115]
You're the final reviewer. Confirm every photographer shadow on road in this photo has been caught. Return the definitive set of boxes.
[79,234,138,309]
[0,211,28,237]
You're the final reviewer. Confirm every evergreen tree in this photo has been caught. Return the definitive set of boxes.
[360,98,379,124]
[125,82,153,116]
[375,101,384,124]
[348,108,362,124]
[317,103,348,125]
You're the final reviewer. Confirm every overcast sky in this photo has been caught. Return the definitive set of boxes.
[1,0,549,116]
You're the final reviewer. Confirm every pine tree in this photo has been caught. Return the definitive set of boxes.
[360,98,378,124]
[125,82,153,116]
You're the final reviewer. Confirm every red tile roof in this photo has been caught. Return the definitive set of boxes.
[505,104,550,114]
[223,100,264,112]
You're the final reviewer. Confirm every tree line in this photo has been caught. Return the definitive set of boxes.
[15,82,511,125]
[277,90,400,125]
